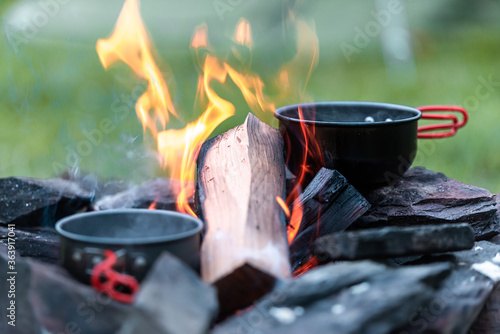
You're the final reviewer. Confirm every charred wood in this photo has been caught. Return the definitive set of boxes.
[289,168,370,271]
[313,223,475,262]
[212,261,451,334]
[0,177,91,227]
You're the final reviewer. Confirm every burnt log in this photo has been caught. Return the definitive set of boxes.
[197,113,291,315]
[356,167,499,240]
[397,268,494,334]
[289,168,370,271]
[0,177,92,227]
[119,252,218,334]
[212,261,451,334]
[94,178,194,211]
[313,223,475,262]
[0,226,60,263]
[396,240,500,334]
[0,245,42,334]
[465,240,500,333]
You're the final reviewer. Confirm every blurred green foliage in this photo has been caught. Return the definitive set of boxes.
[1,0,499,192]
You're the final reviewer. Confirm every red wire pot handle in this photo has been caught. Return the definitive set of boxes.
[90,249,140,304]
[416,105,468,139]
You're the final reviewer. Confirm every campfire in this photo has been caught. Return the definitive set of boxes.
[1,1,500,334]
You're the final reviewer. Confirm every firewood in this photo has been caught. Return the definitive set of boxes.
[398,240,500,334]
[288,168,370,271]
[0,177,91,227]
[120,252,218,334]
[212,261,452,334]
[197,113,291,316]
[0,226,60,263]
[313,223,475,262]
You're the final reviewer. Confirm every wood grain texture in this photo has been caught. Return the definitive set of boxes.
[197,113,291,314]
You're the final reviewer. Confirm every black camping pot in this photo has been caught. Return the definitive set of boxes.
[274,101,468,186]
[55,209,203,284]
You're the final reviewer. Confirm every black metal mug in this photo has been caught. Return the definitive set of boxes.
[274,101,468,186]
[56,209,203,284]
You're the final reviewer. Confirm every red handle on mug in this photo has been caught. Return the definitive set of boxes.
[416,105,468,139]
[90,249,140,304]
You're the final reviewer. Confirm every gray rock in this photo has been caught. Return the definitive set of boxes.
[120,252,218,334]
[0,226,60,263]
[0,177,92,227]
[357,167,499,240]
[212,261,451,334]
[469,285,500,334]
[0,245,42,334]
[461,240,500,334]
[397,241,500,334]
[313,223,475,262]
[397,268,494,334]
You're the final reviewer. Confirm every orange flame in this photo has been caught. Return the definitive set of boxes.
[148,201,157,210]
[293,256,319,277]
[191,24,208,49]
[96,0,177,138]
[96,0,320,226]
[234,18,252,48]
[96,1,235,216]
[157,29,236,216]
[277,14,321,244]
[285,106,324,244]
[276,196,290,218]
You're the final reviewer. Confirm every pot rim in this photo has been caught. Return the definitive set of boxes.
[274,101,422,127]
[55,209,203,246]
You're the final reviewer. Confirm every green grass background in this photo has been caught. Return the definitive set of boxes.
[1,0,499,192]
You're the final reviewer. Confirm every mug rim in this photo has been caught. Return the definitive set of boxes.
[274,101,422,127]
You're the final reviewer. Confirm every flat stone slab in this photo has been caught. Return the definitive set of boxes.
[0,177,92,227]
[356,167,499,240]
[120,252,218,334]
[212,261,451,334]
[313,223,475,262]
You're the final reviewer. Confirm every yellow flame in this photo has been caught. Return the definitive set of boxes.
[158,50,235,215]
[96,0,177,138]
[96,0,320,222]
[276,196,290,218]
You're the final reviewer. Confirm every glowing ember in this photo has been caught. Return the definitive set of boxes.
[293,256,319,277]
